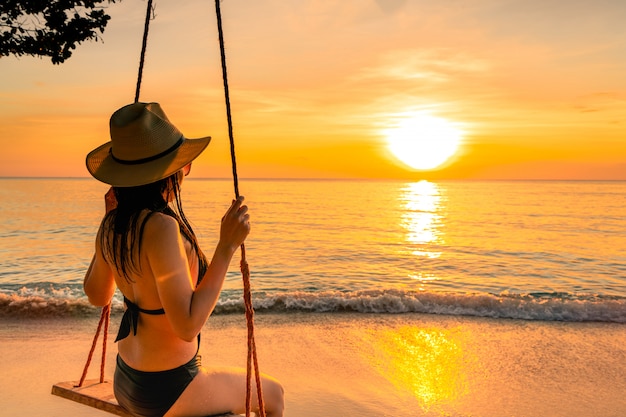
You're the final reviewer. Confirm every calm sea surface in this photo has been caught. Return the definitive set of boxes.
[1,178,625,322]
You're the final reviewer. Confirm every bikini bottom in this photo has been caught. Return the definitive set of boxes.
[114,353,200,417]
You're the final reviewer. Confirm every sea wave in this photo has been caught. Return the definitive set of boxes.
[217,289,626,323]
[1,286,625,323]
[0,286,100,318]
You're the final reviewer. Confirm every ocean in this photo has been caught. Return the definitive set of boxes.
[1,178,625,416]
[1,178,625,321]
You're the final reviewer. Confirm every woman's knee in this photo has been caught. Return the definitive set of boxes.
[262,376,284,414]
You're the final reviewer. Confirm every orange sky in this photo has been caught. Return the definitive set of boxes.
[1,0,625,180]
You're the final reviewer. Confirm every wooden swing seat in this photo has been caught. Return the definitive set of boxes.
[51,379,238,416]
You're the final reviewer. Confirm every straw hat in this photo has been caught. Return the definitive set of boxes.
[86,102,211,187]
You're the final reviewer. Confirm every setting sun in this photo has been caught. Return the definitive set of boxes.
[385,114,463,171]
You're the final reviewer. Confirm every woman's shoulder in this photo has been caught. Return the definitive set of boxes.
[142,211,180,238]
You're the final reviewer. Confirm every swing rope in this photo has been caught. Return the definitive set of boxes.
[76,303,111,387]
[134,0,154,103]
[76,2,266,416]
[215,1,266,415]
[75,0,154,388]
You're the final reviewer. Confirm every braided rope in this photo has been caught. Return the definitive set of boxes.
[100,302,111,383]
[76,303,111,387]
[241,256,266,417]
[134,0,154,103]
[215,1,266,415]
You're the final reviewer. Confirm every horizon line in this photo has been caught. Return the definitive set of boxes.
[1,176,625,182]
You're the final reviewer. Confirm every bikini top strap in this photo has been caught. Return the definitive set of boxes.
[114,298,200,351]
[124,296,165,315]
[114,296,165,342]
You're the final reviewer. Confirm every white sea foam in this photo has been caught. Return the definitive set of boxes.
[218,289,626,323]
[2,285,625,322]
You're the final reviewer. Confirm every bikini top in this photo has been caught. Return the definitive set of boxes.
[114,296,165,342]
[114,258,206,343]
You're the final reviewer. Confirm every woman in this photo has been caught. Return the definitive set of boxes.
[83,102,284,417]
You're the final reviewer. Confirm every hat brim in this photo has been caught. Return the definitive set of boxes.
[86,136,211,187]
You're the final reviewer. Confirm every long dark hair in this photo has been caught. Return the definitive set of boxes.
[99,172,208,283]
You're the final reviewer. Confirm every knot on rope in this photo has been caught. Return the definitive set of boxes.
[240,258,250,277]
[241,258,253,314]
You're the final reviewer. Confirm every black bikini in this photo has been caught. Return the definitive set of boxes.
[113,296,201,417]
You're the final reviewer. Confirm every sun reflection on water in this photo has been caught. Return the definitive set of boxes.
[367,325,470,413]
[400,181,444,255]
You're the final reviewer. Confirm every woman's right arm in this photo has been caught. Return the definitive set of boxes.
[83,188,118,306]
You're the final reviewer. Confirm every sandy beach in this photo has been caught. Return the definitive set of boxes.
[0,312,624,416]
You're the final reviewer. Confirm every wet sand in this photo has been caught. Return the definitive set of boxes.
[1,313,625,416]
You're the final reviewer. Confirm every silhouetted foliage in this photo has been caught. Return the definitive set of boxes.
[0,0,119,64]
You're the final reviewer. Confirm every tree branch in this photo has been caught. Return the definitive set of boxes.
[0,0,120,64]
